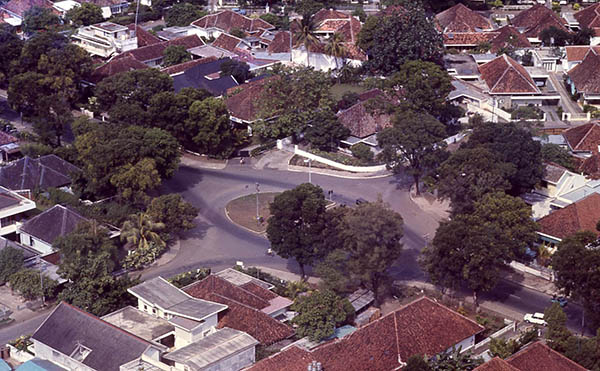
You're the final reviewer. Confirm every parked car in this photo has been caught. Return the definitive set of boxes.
[355,198,367,205]
[551,295,568,307]
[524,312,547,326]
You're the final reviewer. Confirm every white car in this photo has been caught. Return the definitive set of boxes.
[524,312,547,326]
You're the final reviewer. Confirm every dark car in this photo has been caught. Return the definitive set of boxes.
[551,295,568,307]
[355,198,367,205]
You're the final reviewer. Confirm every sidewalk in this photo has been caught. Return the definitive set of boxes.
[180,152,228,170]
[408,185,450,223]
[503,269,557,296]
[252,265,320,285]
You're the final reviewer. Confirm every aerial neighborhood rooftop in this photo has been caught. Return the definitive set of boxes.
[0,0,600,369]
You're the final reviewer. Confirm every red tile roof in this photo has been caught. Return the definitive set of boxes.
[161,56,218,75]
[116,35,204,63]
[538,193,600,240]
[266,31,291,53]
[337,92,392,138]
[192,10,274,34]
[0,132,18,146]
[1,0,51,18]
[249,297,484,371]
[511,4,569,38]
[506,342,587,371]
[89,56,148,84]
[563,122,600,153]
[578,153,600,179]
[240,282,278,301]
[443,31,499,46]
[127,24,161,47]
[312,8,349,24]
[435,3,494,32]
[225,76,277,122]
[212,32,243,53]
[568,49,600,95]
[475,357,520,371]
[489,25,532,52]
[184,275,294,345]
[478,54,540,94]
[574,3,600,30]
[565,46,600,62]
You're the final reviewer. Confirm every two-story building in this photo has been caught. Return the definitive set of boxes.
[0,186,35,237]
[72,22,138,58]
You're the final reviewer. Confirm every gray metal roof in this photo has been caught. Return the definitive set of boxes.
[215,268,274,290]
[559,181,600,203]
[128,277,227,321]
[347,289,375,312]
[169,316,202,331]
[102,306,174,342]
[163,328,258,369]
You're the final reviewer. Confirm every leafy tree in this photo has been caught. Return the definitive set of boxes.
[541,143,575,171]
[430,348,483,370]
[120,213,166,251]
[66,3,104,26]
[147,194,198,235]
[489,337,521,359]
[352,7,367,22]
[552,231,600,330]
[303,108,350,151]
[291,290,355,342]
[437,147,515,214]
[462,121,543,196]
[540,26,572,47]
[0,247,23,284]
[255,67,334,140]
[23,6,60,34]
[95,68,173,126]
[294,15,319,68]
[325,32,346,71]
[545,303,571,352]
[572,27,594,45]
[187,97,236,158]
[229,27,246,38]
[267,183,328,278]
[260,13,289,30]
[9,269,58,301]
[379,111,448,195]
[55,221,138,316]
[405,355,432,371]
[220,59,251,83]
[294,0,323,18]
[315,249,355,295]
[350,143,374,163]
[337,91,359,110]
[165,3,206,27]
[110,158,161,204]
[357,3,444,75]
[0,25,23,87]
[339,198,404,304]
[385,60,453,116]
[162,45,191,67]
[422,212,512,307]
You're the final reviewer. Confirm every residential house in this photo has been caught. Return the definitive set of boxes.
[488,25,532,53]
[87,0,129,19]
[225,76,275,134]
[156,25,206,41]
[17,204,88,255]
[563,121,600,156]
[31,302,162,371]
[102,305,175,347]
[0,186,36,237]
[183,273,295,345]
[191,10,274,39]
[187,44,238,60]
[169,57,239,96]
[72,22,138,58]
[537,192,600,244]
[15,359,67,370]
[0,132,19,163]
[0,154,80,194]
[87,55,148,84]
[0,0,52,27]
[574,3,600,45]
[567,47,600,105]
[475,342,587,371]
[337,88,393,150]
[127,23,161,47]
[563,45,600,71]
[435,3,497,50]
[511,4,570,43]
[248,296,484,371]
[51,0,79,17]
[114,34,205,67]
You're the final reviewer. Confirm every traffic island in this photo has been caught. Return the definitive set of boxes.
[225,192,280,234]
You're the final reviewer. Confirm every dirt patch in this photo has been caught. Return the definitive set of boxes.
[225,192,280,233]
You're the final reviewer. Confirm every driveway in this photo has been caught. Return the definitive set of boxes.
[549,72,583,116]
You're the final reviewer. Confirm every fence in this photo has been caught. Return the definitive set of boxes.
[277,140,388,173]
[563,112,592,122]
[470,319,517,351]
[509,261,554,281]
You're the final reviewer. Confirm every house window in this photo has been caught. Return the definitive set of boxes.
[152,308,157,314]
[30,237,35,247]
[69,343,92,362]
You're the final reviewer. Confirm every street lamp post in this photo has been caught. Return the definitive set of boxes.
[304,159,312,184]
[255,182,260,225]
[37,256,45,306]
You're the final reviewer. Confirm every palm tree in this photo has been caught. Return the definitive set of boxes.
[294,16,319,67]
[325,32,347,72]
[120,213,165,251]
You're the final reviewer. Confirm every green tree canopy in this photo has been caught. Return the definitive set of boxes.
[187,97,237,158]
[162,45,191,67]
[66,3,104,26]
[220,59,251,84]
[165,3,207,27]
[0,246,24,284]
[405,355,432,371]
[110,157,161,204]
[291,289,355,342]
[0,25,23,87]
[339,198,404,304]
[541,143,575,171]
[267,183,328,278]
[357,3,444,75]
[147,194,198,235]
[303,108,350,151]
[378,110,448,194]
[23,6,60,34]
[9,269,58,301]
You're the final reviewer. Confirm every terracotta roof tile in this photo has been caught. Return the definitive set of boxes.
[312,8,349,24]
[568,49,600,95]
[489,25,532,52]
[212,32,242,53]
[475,357,520,371]
[478,54,540,94]
[127,24,161,47]
[225,76,277,122]
[266,31,291,53]
[89,56,148,84]
[565,46,600,62]
[116,35,204,63]
[574,3,600,29]
[0,132,17,146]
[511,4,569,38]
[161,56,218,75]
[191,10,274,34]
[240,282,278,301]
[444,32,499,46]
[578,153,600,179]
[249,297,484,371]
[185,275,269,310]
[337,96,392,138]
[506,342,587,371]
[543,162,568,184]
[563,122,600,153]
[1,0,51,18]
[435,3,494,33]
[538,193,600,239]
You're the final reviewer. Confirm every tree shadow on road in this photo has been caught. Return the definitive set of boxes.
[160,165,204,194]
[179,219,211,241]
[387,172,413,191]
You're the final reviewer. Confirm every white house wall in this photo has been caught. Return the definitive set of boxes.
[174,346,255,371]
[18,231,53,255]
[33,340,96,371]
[291,49,361,72]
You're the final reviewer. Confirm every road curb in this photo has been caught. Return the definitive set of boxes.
[223,201,268,239]
[287,164,392,180]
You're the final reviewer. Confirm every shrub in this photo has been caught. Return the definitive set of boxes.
[9,269,58,300]
[350,143,374,163]
[337,91,360,111]
[250,141,276,157]
[169,268,211,288]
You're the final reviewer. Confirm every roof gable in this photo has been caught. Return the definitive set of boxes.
[538,192,600,240]
[475,357,520,371]
[212,32,243,53]
[0,155,79,192]
[19,204,88,245]
[563,122,600,152]
[511,4,568,38]
[225,76,275,122]
[568,49,600,95]
[337,96,392,138]
[435,3,494,32]
[574,3,600,30]
[478,54,540,94]
[489,25,532,52]
[1,0,51,17]
[506,342,587,371]
[565,46,600,63]
[89,56,148,84]
[192,10,274,34]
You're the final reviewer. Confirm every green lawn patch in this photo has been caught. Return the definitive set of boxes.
[225,192,280,233]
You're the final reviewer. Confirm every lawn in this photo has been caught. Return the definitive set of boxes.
[225,192,280,233]
[330,84,368,101]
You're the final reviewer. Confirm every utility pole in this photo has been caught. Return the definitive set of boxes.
[38,256,45,306]
[255,182,260,225]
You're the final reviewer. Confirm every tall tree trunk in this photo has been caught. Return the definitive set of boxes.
[306,47,310,67]
[299,262,306,281]
[473,290,479,312]
[371,273,381,307]
[413,174,420,196]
